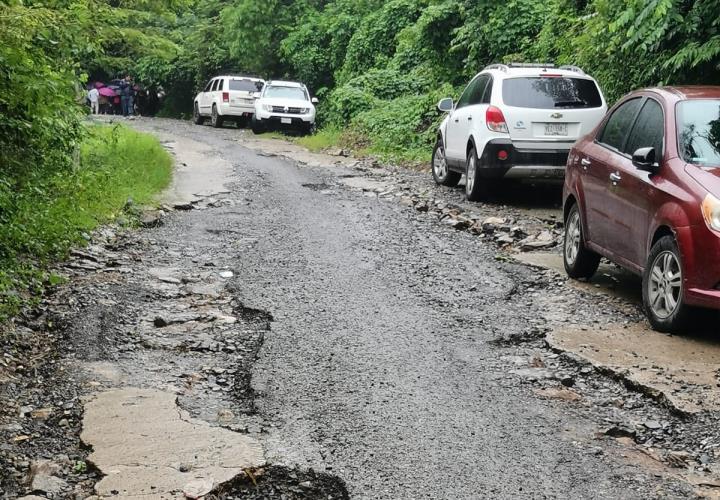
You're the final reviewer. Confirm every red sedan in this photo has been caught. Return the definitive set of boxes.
[563,86,720,332]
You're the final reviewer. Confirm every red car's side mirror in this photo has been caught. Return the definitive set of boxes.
[632,147,660,174]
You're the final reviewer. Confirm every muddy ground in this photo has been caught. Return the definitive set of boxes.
[2,117,720,499]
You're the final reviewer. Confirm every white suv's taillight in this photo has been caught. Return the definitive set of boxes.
[486,106,508,133]
[222,92,229,103]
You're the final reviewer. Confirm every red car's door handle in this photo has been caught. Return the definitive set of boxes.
[580,158,591,170]
[609,172,622,183]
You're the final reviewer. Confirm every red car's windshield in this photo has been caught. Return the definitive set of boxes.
[677,99,720,168]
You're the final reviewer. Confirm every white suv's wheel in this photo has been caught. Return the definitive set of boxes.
[431,139,461,187]
[211,104,223,128]
[465,146,495,201]
[192,103,203,125]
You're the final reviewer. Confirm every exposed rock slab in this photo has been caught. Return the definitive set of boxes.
[81,388,264,498]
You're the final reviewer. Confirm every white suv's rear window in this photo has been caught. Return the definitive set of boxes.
[229,79,262,92]
[502,77,602,109]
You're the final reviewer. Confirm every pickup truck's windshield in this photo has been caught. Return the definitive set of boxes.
[677,100,720,168]
[264,86,308,100]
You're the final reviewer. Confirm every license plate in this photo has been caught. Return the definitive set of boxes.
[544,123,568,136]
[281,117,291,124]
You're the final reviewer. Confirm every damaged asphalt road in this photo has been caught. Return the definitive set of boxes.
[5,117,720,498]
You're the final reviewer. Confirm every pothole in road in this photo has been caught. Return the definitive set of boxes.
[301,182,334,192]
[211,465,348,500]
[230,302,272,415]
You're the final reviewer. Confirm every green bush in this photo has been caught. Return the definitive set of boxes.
[0,124,172,320]
[335,0,426,85]
[392,1,465,84]
[350,84,456,162]
[0,4,85,183]
[321,85,378,126]
[280,0,374,93]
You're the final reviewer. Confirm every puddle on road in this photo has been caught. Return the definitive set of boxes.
[549,323,720,414]
[339,176,391,193]
[515,251,641,303]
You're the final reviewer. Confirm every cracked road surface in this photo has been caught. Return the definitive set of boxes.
[122,119,697,499]
[9,116,713,498]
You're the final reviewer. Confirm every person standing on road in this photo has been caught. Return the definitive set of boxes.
[119,75,133,117]
[88,86,99,114]
[126,76,135,117]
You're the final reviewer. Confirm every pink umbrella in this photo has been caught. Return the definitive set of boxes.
[98,86,116,97]
[94,81,105,88]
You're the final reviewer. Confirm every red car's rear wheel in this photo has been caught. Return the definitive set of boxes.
[563,203,600,279]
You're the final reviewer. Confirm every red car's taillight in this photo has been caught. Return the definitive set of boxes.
[486,106,508,133]
[222,92,229,103]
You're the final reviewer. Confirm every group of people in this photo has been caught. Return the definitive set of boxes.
[86,75,165,117]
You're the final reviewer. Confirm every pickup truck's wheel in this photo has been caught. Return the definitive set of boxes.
[563,203,600,279]
[465,146,495,201]
[251,116,264,134]
[642,236,691,332]
[432,139,461,187]
[211,104,223,128]
[192,103,203,125]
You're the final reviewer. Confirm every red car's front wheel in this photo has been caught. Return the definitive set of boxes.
[642,236,691,332]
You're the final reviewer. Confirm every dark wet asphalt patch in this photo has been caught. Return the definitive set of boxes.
[301,182,333,191]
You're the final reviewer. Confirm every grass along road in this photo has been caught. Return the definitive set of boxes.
[0,123,172,320]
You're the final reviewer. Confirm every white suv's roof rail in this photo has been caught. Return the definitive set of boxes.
[484,62,563,72]
[226,75,264,80]
[558,65,586,75]
[507,62,556,68]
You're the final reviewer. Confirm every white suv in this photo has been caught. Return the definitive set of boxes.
[433,63,607,201]
[193,75,265,128]
[252,80,318,135]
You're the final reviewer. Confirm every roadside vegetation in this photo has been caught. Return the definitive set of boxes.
[1,3,173,318]
[0,124,172,319]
